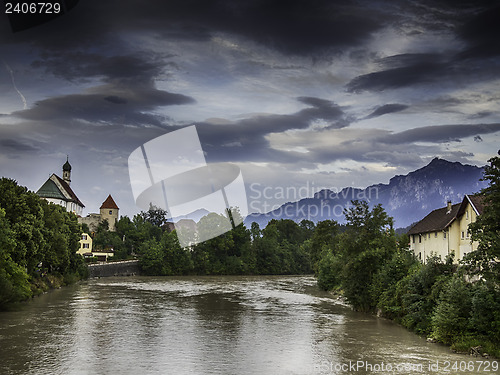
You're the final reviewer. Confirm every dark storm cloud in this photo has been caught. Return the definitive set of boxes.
[0,138,39,152]
[458,5,500,59]
[2,0,384,56]
[346,3,500,93]
[380,123,500,144]
[346,61,447,92]
[12,90,194,126]
[196,96,350,163]
[18,52,195,127]
[31,53,173,84]
[365,104,409,119]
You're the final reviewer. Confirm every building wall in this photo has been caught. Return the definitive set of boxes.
[458,204,478,259]
[77,233,93,255]
[411,230,450,261]
[100,207,119,232]
[44,198,83,216]
[410,200,479,263]
[78,213,102,233]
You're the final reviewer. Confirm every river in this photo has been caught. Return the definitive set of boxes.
[0,275,496,374]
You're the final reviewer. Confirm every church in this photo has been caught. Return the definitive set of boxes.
[36,158,120,261]
[36,158,85,216]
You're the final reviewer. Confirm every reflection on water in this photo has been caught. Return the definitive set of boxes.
[0,276,492,374]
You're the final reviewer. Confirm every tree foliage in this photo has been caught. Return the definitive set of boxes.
[466,150,500,283]
[315,197,499,355]
[0,178,86,309]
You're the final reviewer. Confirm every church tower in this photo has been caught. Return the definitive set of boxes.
[62,157,71,186]
[100,195,119,232]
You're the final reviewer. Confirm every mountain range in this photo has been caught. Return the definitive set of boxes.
[244,158,487,229]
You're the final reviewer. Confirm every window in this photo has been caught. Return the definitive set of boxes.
[466,210,469,220]
[435,232,438,238]
[419,235,422,243]
[83,243,90,249]
[109,210,113,215]
[82,234,87,240]
[412,235,415,244]
[444,230,447,239]
[461,231,465,239]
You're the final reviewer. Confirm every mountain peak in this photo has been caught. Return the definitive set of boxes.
[245,158,487,229]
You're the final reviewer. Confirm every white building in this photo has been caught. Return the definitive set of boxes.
[36,158,85,216]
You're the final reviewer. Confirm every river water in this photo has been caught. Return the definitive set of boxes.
[0,275,496,375]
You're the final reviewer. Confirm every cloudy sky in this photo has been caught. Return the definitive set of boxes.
[1,0,499,218]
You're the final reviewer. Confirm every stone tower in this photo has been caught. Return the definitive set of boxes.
[100,195,119,232]
[62,157,71,186]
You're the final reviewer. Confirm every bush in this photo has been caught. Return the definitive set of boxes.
[317,249,343,291]
[431,276,472,344]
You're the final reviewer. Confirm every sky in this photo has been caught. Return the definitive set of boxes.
[1,0,500,219]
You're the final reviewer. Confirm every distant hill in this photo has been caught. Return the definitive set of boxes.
[244,158,487,229]
[171,208,211,223]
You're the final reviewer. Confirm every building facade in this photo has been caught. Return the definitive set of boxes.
[408,195,484,262]
[77,232,93,256]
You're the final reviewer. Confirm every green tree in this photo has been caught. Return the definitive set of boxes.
[466,150,500,283]
[469,281,500,343]
[0,178,45,274]
[139,238,164,275]
[338,201,396,312]
[40,201,80,273]
[431,275,472,344]
[370,246,417,319]
[399,255,455,335]
[140,204,169,228]
[317,249,343,291]
[309,220,338,273]
[0,208,32,308]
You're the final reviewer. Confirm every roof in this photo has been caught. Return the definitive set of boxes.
[100,194,119,209]
[408,194,486,236]
[465,194,485,215]
[37,174,85,208]
[408,202,460,235]
[36,178,67,200]
[53,174,85,207]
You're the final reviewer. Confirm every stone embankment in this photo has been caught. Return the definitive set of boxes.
[88,260,140,278]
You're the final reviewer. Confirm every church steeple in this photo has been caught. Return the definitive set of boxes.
[62,156,72,185]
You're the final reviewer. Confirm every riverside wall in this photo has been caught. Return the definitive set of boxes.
[88,260,140,278]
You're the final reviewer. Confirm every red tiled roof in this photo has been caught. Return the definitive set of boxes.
[100,194,119,209]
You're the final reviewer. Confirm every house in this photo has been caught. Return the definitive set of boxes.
[77,232,115,262]
[77,232,93,256]
[36,158,85,216]
[408,195,485,262]
[78,194,119,232]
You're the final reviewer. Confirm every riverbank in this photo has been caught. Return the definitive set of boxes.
[325,285,500,359]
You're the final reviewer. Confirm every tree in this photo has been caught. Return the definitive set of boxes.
[0,208,32,307]
[431,275,472,344]
[338,201,396,311]
[0,178,45,274]
[466,150,500,283]
[309,220,338,273]
[140,204,169,228]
